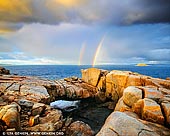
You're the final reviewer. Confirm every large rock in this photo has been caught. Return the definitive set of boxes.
[155,78,170,89]
[0,67,10,75]
[4,83,20,95]
[140,86,164,101]
[142,98,164,125]
[0,82,13,92]
[123,86,142,107]
[132,99,143,117]
[161,102,170,126]
[17,99,34,108]
[55,80,97,99]
[159,88,170,95]
[126,75,142,87]
[39,109,62,124]
[66,121,94,136]
[105,70,131,101]
[139,119,170,136]
[0,74,97,103]
[20,84,50,103]
[114,97,131,112]
[0,104,20,131]
[81,68,101,86]
[28,123,56,131]
[31,103,46,116]
[97,111,158,136]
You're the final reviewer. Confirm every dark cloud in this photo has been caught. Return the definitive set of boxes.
[0,1,170,64]
[0,0,170,33]
[0,22,23,33]
[127,0,170,24]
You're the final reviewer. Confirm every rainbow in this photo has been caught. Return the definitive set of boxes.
[78,42,86,65]
[92,35,105,67]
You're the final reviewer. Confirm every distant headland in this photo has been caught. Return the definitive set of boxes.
[136,63,148,66]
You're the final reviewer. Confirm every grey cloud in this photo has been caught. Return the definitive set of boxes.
[0,37,14,52]
[0,22,23,33]
[0,0,169,32]
[1,21,170,65]
[147,49,170,61]
[6,23,96,63]
[122,0,170,24]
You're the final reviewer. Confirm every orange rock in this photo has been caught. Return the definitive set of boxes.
[141,87,164,101]
[139,119,170,136]
[31,103,45,116]
[66,121,94,136]
[29,115,40,127]
[141,76,160,87]
[0,104,20,131]
[81,68,101,87]
[166,77,170,80]
[105,75,119,101]
[8,96,15,102]
[161,102,170,126]
[126,75,142,87]
[20,85,50,103]
[132,99,143,117]
[106,71,130,101]
[156,79,170,89]
[142,98,164,125]
[28,123,56,131]
[97,111,158,136]
[39,109,62,124]
[114,97,131,112]
[97,76,106,91]
[123,86,142,107]
[159,88,170,95]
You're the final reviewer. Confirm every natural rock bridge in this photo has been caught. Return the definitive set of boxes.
[0,67,170,135]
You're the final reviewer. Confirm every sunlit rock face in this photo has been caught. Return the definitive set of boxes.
[0,72,99,133]
[81,68,101,87]
[97,111,169,136]
[123,86,142,107]
[81,68,170,102]
[0,103,21,131]
[1,67,170,135]
[81,68,170,135]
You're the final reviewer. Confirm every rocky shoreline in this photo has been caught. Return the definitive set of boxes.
[0,67,170,135]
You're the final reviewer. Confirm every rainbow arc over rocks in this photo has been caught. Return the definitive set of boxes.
[92,35,105,67]
[78,42,86,65]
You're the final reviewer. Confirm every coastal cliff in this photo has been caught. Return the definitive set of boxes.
[0,67,170,135]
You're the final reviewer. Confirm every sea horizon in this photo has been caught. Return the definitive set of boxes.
[3,64,170,80]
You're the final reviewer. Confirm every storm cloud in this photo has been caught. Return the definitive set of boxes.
[0,0,170,65]
[0,0,170,32]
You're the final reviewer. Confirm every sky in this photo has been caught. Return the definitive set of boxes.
[0,0,170,65]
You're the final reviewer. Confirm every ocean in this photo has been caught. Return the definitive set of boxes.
[4,65,170,80]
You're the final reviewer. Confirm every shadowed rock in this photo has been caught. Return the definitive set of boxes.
[0,67,10,75]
